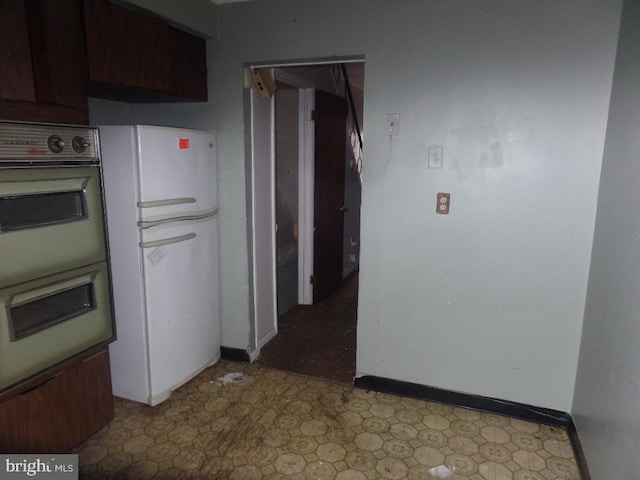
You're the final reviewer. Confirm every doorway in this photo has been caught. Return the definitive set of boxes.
[249,61,364,383]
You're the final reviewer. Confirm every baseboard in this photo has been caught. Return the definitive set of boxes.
[354,375,592,477]
[567,417,592,480]
[220,346,251,363]
[257,328,277,350]
[248,347,261,362]
[354,375,570,427]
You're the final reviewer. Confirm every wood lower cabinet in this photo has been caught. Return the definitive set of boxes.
[0,348,114,453]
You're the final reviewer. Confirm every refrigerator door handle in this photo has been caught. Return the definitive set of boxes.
[138,208,218,229]
[139,233,196,249]
[137,197,196,208]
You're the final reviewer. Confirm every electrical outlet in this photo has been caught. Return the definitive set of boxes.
[428,146,443,169]
[436,192,450,214]
[385,113,400,136]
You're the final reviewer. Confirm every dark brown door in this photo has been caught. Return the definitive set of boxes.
[313,90,348,303]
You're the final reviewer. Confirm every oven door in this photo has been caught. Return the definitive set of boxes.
[0,262,114,391]
[0,167,107,288]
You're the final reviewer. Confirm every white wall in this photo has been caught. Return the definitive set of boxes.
[573,0,640,477]
[355,1,621,413]
[90,0,622,411]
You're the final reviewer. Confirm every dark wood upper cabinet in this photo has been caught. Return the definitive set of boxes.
[0,0,88,124]
[84,0,171,93]
[84,0,208,102]
[0,0,37,102]
[26,0,88,110]
[0,0,207,122]
[169,26,208,102]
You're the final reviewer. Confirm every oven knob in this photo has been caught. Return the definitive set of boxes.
[47,135,65,153]
[72,136,90,153]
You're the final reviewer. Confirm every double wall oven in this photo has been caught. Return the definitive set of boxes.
[0,122,115,393]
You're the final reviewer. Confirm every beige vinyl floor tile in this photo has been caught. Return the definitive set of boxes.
[74,360,580,479]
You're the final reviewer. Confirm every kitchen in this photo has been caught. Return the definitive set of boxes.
[1,0,639,478]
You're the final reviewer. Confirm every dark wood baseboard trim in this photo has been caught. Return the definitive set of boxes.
[354,375,570,427]
[567,417,592,480]
[354,375,592,478]
[220,346,251,363]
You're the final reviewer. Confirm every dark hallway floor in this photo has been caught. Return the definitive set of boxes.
[256,273,358,384]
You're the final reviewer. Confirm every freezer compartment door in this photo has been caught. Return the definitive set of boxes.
[135,126,217,219]
[139,215,219,404]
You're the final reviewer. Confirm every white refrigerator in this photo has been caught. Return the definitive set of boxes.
[100,125,220,406]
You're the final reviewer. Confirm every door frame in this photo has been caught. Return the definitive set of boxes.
[248,58,362,359]
[250,69,278,356]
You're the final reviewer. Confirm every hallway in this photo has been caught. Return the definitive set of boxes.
[256,273,358,384]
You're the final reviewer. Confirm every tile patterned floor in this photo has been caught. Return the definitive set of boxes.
[74,361,580,479]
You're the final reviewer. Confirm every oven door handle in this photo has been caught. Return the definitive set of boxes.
[139,233,196,249]
[9,272,95,307]
[0,176,90,197]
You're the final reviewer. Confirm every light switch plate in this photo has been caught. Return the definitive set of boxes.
[428,146,443,169]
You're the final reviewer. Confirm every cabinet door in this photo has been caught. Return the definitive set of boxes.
[0,0,36,102]
[84,0,171,93]
[26,0,88,110]
[0,348,113,453]
[169,26,208,101]
[0,0,88,123]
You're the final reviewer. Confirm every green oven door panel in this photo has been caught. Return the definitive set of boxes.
[0,167,107,288]
[0,261,114,391]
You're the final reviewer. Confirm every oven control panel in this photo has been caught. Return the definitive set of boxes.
[0,122,99,164]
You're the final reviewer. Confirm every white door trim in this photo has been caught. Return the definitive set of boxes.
[250,67,278,356]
